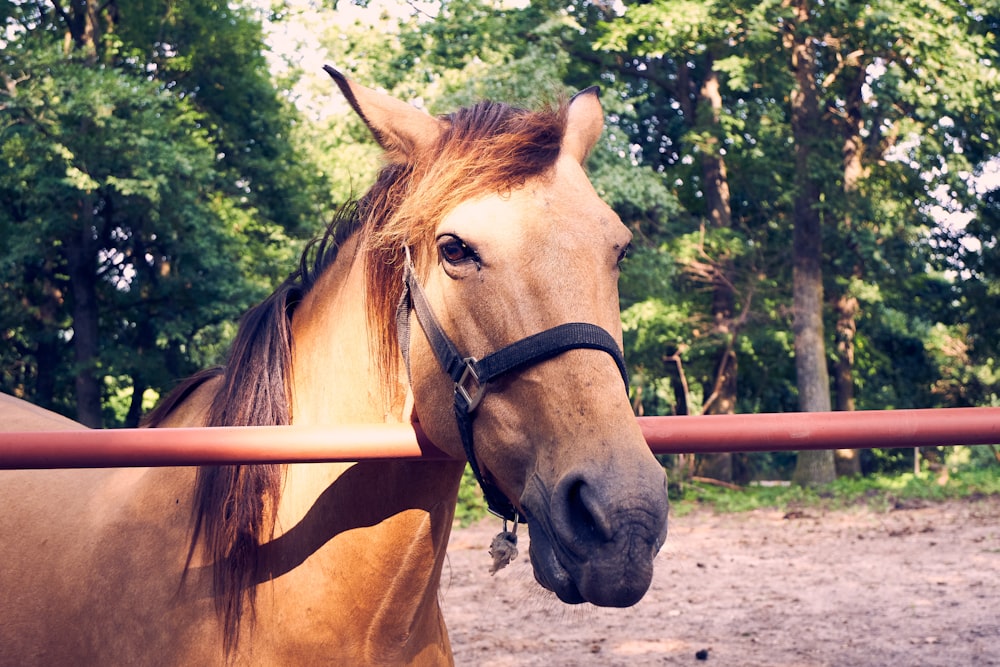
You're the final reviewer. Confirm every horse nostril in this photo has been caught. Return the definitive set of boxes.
[561,477,615,544]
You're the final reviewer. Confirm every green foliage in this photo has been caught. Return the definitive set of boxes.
[455,464,489,526]
[0,1,323,425]
[1,44,239,413]
[4,0,999,464]
[311,0,1000,457]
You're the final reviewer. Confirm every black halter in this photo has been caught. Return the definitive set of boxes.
[396,250,630,522]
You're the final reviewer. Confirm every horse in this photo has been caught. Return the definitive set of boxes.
[0,393,89,432]
[0,67,669,665]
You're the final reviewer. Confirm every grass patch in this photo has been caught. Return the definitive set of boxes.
[671,466,1000,516]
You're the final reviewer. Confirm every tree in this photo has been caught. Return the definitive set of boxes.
[788,0,1000,477]
[593,0,778,481]
[0,1,322,425]
[784,0,837,485]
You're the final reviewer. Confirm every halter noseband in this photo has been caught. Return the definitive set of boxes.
[395,248,630,523]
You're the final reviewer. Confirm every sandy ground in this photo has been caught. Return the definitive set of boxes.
[440,496,1000,666]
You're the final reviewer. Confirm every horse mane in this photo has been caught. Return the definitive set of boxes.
[144,96,568,655]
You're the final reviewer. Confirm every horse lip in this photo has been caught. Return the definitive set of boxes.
[524,509,660,607]
[520,476,664,607]
[524,513,586,604]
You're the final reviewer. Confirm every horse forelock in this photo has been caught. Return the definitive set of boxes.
[361,98,569,388]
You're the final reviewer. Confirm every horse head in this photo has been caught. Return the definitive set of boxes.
[328,67,669,607]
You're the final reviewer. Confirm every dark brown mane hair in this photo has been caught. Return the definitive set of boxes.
[143,95,568,655]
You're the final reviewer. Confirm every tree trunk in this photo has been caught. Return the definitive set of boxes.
[833,67,866,477]
[699,58,736,415]
[699,67,732,230]
[700,345,738,481]
[66,194,103,427]
[57,0,109,64]
[787,0,835,487]
[126,378,146,428]
[56,0,117,426]
[665,354,690,416]
[696,58,739,481]
[833,295,858,413]
[833,292,861,475]
[29,271,66,411]
[33,337,60,411]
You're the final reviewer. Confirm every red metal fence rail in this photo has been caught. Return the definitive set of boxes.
[1,407,998,469]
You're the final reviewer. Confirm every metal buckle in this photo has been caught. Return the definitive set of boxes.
[456,357,485,412]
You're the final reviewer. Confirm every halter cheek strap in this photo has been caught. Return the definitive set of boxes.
[395,250,630,523]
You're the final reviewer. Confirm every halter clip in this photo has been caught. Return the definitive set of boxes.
[456,358,485,412]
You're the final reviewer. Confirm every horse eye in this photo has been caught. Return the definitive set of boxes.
[438,236,479,267]
[617,243,632,267]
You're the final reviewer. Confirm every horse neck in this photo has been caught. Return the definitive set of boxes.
[289,233,395,427]
[285,230,444,498]
[278,233,465,643]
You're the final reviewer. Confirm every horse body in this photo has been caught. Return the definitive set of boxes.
[1,465,210,663]
[0,69,668,665]
[0,393,87,431]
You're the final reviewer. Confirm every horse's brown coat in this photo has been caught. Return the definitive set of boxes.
[0,393,87,431]
[0,70,668,665]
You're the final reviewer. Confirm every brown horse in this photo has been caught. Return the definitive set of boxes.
[0,68,669,665]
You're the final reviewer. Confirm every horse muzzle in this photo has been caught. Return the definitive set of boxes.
[520,465,669,607]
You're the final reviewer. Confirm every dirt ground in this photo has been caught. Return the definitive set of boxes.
[440,496,1000,666]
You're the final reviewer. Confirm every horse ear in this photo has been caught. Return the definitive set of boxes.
[324,65,442,158]
[563,86,604,164]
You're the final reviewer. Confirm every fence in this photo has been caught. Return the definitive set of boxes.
[1,407,998,469]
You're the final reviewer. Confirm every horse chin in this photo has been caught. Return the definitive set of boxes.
[524,515,659,608]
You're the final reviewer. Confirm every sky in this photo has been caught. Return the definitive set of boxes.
[258,1,437,120]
